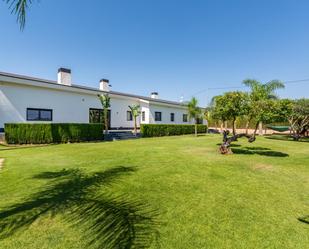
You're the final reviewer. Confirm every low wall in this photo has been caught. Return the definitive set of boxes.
[209,127,291,135]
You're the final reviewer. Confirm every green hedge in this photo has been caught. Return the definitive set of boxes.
[140,124,208,137]
[5,123,103,144]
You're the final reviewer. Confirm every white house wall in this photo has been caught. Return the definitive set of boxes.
[0,82,140,129]
[149,103,193,124]
[0,78,203,129]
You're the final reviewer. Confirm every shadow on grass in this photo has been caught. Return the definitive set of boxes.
[216,143,241,147]
[231,147,289,157]
[298,216,309,224]
[0,144,58,151]
[265,135,309,143]
[0,167,160,249]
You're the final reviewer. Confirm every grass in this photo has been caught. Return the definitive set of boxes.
[0,134,308,249]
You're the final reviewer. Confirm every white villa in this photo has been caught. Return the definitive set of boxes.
[0,68,205,131]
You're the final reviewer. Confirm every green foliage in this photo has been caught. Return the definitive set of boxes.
[5,123,103,144]
[140,124,207,137]
[211,91,249,122]
[98,94,111,134]
[128,105,141,118]
[288,98,309,137]
[128,104,141,134]
[187,97,202,122]
[242,79,285,127]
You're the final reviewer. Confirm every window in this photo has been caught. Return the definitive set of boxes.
[89,108,111,129]
[89,108,103,123]
[196,117,203,124]
[183,114,188,122]
[142,111,145,121]
[27,108,52,121]
[127,111,133,121]
[155,112,162,121]
[170,113,175,122]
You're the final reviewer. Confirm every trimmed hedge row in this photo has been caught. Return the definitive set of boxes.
[140,124,208,137]
[5,123,103,144]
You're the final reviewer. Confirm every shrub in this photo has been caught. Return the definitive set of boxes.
[5,123,103,144]
[140,124,208,137]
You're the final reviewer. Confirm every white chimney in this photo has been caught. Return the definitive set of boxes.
[57,68,72,86]
[100,79,110,92]
[151,92,159,99]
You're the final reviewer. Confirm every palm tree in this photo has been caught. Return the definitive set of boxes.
[5,0,32,30]
[243,79,285,136]
[98,94,111,135]
[187,97,202,137]
[128,105,141,135]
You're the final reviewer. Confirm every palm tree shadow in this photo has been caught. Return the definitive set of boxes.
[0,166,160,249]
[231,147,289,157]
[298,215,309,225]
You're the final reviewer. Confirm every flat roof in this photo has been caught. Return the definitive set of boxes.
[0,71,188,107]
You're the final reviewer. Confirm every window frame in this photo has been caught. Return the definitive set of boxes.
[26,108,53,121]
[142,111,145,122]
[170,113,175,122]
[183,114,188,122]
[89,108,103,124]
[127,110,133,121]
[155,111,162,121]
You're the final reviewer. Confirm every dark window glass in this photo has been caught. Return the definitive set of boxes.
[89,108,103,123]
[155,112,162,121]
[142,111,145,121]
[27,108,52,121]
[89,108,111,129]
[40,110,52,121]
[196,117,203,124]
[183,114,188,122]
[27,109,40,121]
[170,113,175,122]
[127,111,133,121]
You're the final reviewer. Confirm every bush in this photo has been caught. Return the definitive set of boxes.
[140,124,208,137]
[5,123,103,144]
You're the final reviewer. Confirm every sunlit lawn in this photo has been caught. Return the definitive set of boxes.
[0,135,308,249]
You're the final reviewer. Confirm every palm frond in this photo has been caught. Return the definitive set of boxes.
[242,79,260,89]
[265,80,285,92]
[5,0,33,30]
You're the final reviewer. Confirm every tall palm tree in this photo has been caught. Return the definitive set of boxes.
[243,79,285,136]
[128,105,140,135]
[5,0,32,30]
[98,94,111,135]
[187,97,202,137]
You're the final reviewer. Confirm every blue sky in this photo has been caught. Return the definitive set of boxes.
[1,0,309,106]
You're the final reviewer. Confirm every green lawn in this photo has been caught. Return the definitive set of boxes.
[0,135,308,249]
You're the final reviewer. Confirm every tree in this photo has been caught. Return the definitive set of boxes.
[128,105,141,135]
[5,0,33,30]
[98,94,111,135]
[187,97,202,137]
[213,92,249,135]
[288,99,309,140]
[243,79,285,137]
[210,95,230,131]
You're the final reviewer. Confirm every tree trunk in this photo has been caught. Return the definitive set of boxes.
[220,122,224,133]
[104,109,108,135]
[232,117,236,136]
[134,117,137,135]
[224,121,228,129]
[219,130,256,154]
[245,120,249,135]
[195,123,197,137]
[259,121,263,136]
